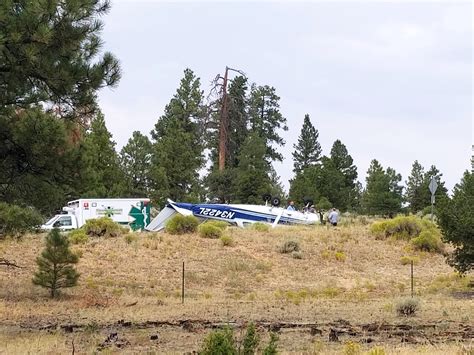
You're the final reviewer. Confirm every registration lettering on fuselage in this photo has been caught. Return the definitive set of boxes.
[197,207,235,219]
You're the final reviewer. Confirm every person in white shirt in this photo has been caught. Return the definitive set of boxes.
[328,208,339,226]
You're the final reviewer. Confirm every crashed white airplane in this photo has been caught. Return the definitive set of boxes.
[146,198,320,231]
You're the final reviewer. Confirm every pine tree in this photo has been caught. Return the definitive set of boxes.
[438,171,474,273]
[150,69,205,205]
[79,112,125,197]
[0,109,80,214]
[120,131,152,197]
[0,0,120,117]
[405,160,425,213]
[292,114,322,173]
[362,159,403,216]
[234,133,272,204]
[248,84,288,162]
[32,229,80,298]
[329,140,358,210]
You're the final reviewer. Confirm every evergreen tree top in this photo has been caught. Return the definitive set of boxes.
[292,114,322,173]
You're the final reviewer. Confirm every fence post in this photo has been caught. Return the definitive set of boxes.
[411,260,414,298]
[182,261,185,304]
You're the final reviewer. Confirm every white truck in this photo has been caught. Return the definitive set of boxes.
[41,198,151,231]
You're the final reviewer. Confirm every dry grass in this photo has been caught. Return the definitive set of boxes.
[0,223,472,353]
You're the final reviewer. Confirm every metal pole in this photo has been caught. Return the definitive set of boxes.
[411,260,414,298]
[182,261,185,304]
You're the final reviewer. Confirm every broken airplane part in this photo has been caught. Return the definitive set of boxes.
[146,198,320,231]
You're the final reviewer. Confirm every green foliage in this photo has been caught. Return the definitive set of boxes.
[370,216,444,254]
[198,223,223,239]
[79,112,126,197]
[396,297,420,316]
[67,229,89,245]
[248,84,288,162]
[199,327,236,355]
[165,215,199,235]
[292,114,322,173]
[367,346,386,355]
[150,69,205,205]
[370,216,422,240]
[438,171,474,273]
[83,217,124,238]
[32,229,80,298]
[263,333,279,355]
[279,240,300,254]
[220,235,234,247]
[289,140,358,211]
[405,160,425,213]
[0,109,81,214]
[252,222,270,232]
[362,159,403,216]
[0,0,120,114]
[411,230,444,253]
[205,220,230,231]
[343,341,361,355]
[233,133,272,203]
[241,323,259,355]
[0,202,42,238]
[316,197,332,211]
[120,131,153,197]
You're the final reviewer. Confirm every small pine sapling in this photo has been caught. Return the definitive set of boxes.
[33,229,80,298]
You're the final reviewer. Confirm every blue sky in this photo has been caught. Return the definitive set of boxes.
[98,1,472,193]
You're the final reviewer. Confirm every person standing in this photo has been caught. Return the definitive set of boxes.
[328,208,339,226]
[287,201,296,211]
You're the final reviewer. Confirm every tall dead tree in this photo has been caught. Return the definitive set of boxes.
[211,67,246,172]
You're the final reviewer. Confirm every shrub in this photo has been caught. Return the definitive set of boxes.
[343,340,361,355]
[165,215,199,235]
[124,234,138,244]
[68,229,89,244]
[0,202,43,238]
[252,222,270,232]
[291,251,303,259]
[411,230,444,253]
[370,216,423,240]
[396,297,420,316]
[199,223,223,239]
[367,346,386,355]
[335,251,346,262]
[220,235,234,247]
[279,240,300,254]
[200,326,236,355]
[205,220,229,230]
[241,322,259,354]
[263,332,279,355]
[83,217,124,238]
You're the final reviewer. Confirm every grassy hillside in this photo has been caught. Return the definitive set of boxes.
[0,222,472,353]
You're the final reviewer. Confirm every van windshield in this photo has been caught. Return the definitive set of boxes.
[44,216,59,225]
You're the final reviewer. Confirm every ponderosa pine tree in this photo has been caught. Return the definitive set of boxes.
[150,69,205,205]
[292,114,322,173]
[329,140,358,210]
[0,0,120,117]
[79,112,125,197]
[32,229,80,298]
[120,131,152,197]
[233,133,272,204]
[1,0,120,212]
[438,171,473,273]
[362,159,403,216]
[248,84,288,162]
[405,160,425,213]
